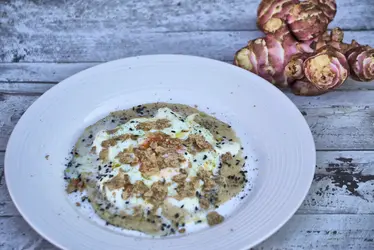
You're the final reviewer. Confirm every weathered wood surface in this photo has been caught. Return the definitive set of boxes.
[2,63,374,91]
[2,0,374,249]
[1,0,374,34]
[1,30,373,63]
[1,89,374,151]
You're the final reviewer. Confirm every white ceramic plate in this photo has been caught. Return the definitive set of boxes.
[5,55,315,250]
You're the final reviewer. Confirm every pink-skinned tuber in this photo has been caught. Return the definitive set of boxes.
[257,0,336,41]
[234,0,374,96]
[289,46,349,95]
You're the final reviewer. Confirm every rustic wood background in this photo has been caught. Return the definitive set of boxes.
[1,0,374,249]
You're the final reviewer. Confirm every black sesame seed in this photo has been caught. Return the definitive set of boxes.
[241,147,244,150]
[122,216,126,219]
[171,130,176,133]
[125,201,130,204]
[89,135,93,139]
[195,206,198,211]
[98,165,102,171]
[100,208,105,211]
[129,128,133,131]
[184,152,188,155]
[167,225,171,228]
[161,227,165,231]
[193,159,197,162]
[152,220,156,224]
[106,204,110,209]
[196,220,202,223]
[215,131,219,135]
[170,228,175,233]
[109,174,114,178]
[82,139,85,142]
[174,213,179,218]
[245,156,248,159]
[106,222,109,225]
[182,223,185,227]
[147,210,151,215]
[111,119,115,123]
[180,205,184,208]
[176,222,179,227]
[203,155,207,160]
[162,223,167,227]
[228,125,231,128]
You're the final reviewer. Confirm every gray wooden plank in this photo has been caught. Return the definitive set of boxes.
[299,151,374,214]
[3,150,374,216]
[0,63,97,83]
[1,215,374,250]
[2,64,374,93]
[1,30,373,63]
[1,90,374,151]
[0,95,38,151]
[0,83,54,94]
[1,0,373,35]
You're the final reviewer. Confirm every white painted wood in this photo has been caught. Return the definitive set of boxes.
[1,90,374,150]
[1,0,373,35]
[1,30,373,63]
[0,63,97,83]
[0,95,39,151]
[1,215,374,250]
[1,0,374,248]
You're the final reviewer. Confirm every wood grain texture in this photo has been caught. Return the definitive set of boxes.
[1,0,373,34]
[1,90,374,150]
[1,30,373,63]
[2,63,374,92]
[1,215,374,250]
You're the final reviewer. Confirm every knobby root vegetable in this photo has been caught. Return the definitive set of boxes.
[257,0,336,41]
[234,19,313,88]
[291,46,349,95]
[234,0,374,96]
[316,28,374,82]
[346,45,374,82]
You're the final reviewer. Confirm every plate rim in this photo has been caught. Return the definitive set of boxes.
[5,54,316,250]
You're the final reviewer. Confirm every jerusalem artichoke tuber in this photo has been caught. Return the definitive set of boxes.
[233,0,374,96]
[257,0,335,41]
[346,45,374,82]
[234,19,313,88]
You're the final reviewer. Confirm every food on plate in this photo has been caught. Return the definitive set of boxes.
[64,103,248,236]
[234,0,374,96]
